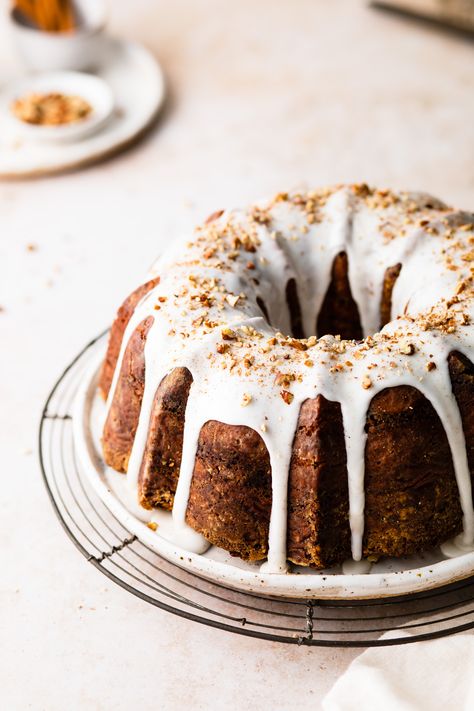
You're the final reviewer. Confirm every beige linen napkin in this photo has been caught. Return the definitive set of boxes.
[323,632,474,711]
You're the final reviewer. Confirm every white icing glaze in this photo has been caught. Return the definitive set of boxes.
[342,559,373,575]
[104,185,474,572]
[440,534,474,559]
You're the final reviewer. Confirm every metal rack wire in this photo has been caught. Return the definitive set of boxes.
[39,333,474,647]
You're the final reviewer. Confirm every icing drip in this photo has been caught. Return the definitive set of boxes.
[340,399,369,562]
[260,423,299,574]
[416,353,474,546]
[342,559,373,575]
[170,402,209,553]
[103,185,474,572]
[440,535,474,558]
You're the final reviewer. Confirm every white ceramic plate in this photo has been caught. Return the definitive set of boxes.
[1,71,114,143]
[0,37,165,177]
[73,345,474,600]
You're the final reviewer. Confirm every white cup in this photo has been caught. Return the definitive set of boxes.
[9,0,107,73]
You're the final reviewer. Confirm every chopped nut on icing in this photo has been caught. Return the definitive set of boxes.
[226,293,240,307]
[399,342,416,355]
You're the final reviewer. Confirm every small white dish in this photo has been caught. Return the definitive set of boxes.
[2,71,114,143]
[0,38,165,177]
[9,0,106,73]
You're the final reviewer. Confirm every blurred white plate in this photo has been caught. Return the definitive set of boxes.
[0,37,165,177]
[2,71,114,143]
[73,344,474,600]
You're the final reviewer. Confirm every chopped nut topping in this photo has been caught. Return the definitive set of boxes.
[280,390,294,404]
[135,187,473,408]
[274,371,295,387]
[399,343,416,355]
[205,210,224,224]
[285,338,307,351]
[225,294,240,307]
[250,206,271,224]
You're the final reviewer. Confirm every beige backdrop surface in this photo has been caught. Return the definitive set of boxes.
[1,1,473,709]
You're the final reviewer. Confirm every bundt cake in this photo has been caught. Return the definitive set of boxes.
[99,184,474,572]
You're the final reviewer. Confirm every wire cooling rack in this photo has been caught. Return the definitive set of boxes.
[39,333,474,647]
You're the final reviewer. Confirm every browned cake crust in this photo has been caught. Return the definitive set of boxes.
[99,277,160,399]
[287,395,351,567]
[101,264,474,569]
[317,252,363,340]
[380,263,402,329]
[102,316,153,473]
[286,278,305,338]
[185,421,272,561]
[363,384,463,558]
[138,367,193,510]
[449,351,474,477]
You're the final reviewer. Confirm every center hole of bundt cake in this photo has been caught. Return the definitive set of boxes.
[281,253,401,341]
[316,252,363,340]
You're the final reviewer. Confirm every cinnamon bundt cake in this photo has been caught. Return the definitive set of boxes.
[99,184,474,572]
